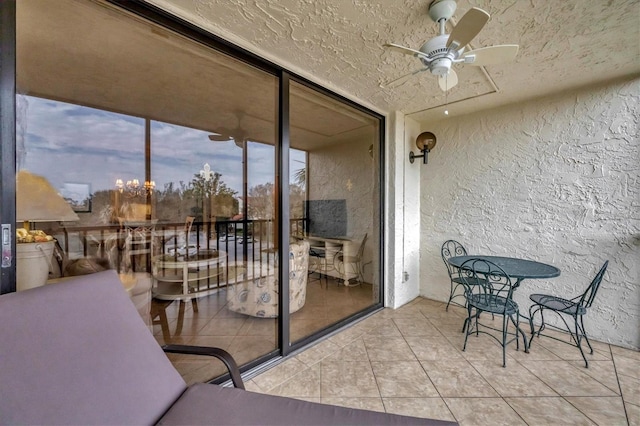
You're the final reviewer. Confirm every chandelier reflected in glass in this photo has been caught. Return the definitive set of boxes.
[200,163,213,182]
[115,178,155,197]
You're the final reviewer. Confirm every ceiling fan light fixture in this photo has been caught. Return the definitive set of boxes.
[430,58,452,76]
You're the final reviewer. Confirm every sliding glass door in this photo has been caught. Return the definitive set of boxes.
[10,0,383,383]
[289,81,382,343]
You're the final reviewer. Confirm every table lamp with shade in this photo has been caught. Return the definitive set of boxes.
[16,170,80,291]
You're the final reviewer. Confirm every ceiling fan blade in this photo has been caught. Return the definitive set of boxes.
[384,43,429,60]
[380,68,429,88]
[462,44,519,66]
[210,134,245,148]
[208,134,232,142]
[446,7,490,49]
[209,126,237,142]
[438,69,458,91]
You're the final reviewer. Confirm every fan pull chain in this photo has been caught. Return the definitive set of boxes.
[444,75,449,115]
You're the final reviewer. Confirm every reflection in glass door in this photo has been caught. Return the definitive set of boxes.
[289,81,382,343]
[16,0,279,382]
[14,0,383,383]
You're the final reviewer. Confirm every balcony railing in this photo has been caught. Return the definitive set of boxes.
[54,218,308,280]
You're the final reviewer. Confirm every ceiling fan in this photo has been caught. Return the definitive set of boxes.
[382,0,519,91]
[208,111,250,148]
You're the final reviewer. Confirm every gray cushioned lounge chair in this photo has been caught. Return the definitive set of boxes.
[0,270,456,425]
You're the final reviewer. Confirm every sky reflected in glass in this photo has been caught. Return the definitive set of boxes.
[18,95,305,197]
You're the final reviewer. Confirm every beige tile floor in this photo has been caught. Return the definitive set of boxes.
[244,297,640,426]
[153,276,377,381]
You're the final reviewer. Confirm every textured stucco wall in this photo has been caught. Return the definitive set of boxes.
[419,77,640,349]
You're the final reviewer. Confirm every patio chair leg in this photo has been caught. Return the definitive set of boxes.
[511,314,529,353]
[446,281,455,311]
[475,313,480,337]
[528,305,536,335]
[579,315,594,354]
[462,307,473,351]
[574,316,590,368]
[528,306,542,348]
[508,314,519,352]
[521,327,529,353]
[461,304,472,333]
[501,315,508,367]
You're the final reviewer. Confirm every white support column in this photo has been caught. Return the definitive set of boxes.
[385,111,422,308]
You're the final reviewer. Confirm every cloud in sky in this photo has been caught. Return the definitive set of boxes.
[18,95,305,196]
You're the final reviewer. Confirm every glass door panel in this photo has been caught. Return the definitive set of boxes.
[16,0,278,382]
[289,81,382,343]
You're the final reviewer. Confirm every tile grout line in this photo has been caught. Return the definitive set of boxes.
[368,318,391,413]
[610,345,633,426]
[408,312,460,422]
[514,355,624,424]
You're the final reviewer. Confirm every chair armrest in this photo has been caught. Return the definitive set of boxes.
[162,345,245,389]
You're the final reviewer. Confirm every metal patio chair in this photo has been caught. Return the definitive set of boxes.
[441,240,488,328]
[441,240,468,310]
[529,260,608,368]
[460,258,528,367]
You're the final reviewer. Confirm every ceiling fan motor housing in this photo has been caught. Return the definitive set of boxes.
[419,34,459,75]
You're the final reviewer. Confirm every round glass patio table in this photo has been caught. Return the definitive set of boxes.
[447,255,560,287]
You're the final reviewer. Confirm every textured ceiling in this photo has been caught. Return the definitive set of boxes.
[148,0,640,123]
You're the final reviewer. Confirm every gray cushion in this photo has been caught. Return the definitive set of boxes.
[0,270,187,425]
[158,383,456,425]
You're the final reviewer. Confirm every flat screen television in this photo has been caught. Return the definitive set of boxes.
[305,199,347,238]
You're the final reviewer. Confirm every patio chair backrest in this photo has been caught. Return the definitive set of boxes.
[459,258,516,312]
[441,240,467,276]
[580,260,609,309]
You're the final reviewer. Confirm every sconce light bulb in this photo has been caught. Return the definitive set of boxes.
[444,110,449,115]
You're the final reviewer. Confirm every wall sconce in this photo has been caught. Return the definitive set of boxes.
[409,132,437,164]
